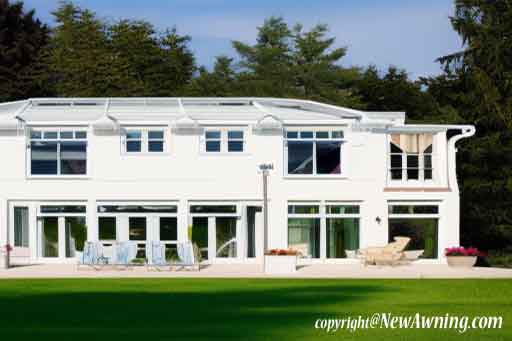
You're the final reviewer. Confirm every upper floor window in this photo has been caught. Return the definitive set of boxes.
[30,129,87,176]
[389,134,433,182]
[285,130,344,175]
[124,128,167,154]
[204,129,245,153]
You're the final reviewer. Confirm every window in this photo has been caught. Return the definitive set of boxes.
[204,129,246,153]
[389,134,434,181]
[97,205,177,213]
[30,129,87,176]
[288,204,320,258]
[98,217,117,241]
[65,217,87,257]
[129,217,147,259]
[40,205,86,214]
[388,203,439,258]
[286,130,344,175]
[205,131,221,152]
[190,205,237,214]
[124,129,166,153]
[14,207,29,247]
[228,131,244,152]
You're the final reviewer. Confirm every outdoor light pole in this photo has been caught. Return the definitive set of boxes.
[259,163,273,254]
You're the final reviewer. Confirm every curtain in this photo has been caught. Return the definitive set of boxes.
[390,134,433,153]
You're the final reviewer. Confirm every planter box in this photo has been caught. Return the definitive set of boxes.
[446,256,477,268]
[264,255,297,274]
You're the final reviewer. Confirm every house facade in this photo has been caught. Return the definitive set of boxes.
[0,98,474,264]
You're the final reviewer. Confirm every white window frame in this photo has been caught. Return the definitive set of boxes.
[387,135,436,184]
[27,128,89,178]
[122,127,168,155]
[284,129,347,178]
[201,128,248,154]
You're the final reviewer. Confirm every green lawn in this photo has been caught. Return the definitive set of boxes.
[0,279,510,340]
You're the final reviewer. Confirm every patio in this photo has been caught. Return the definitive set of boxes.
[1,263,511,279]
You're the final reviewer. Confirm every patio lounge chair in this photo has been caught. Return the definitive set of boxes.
[146,241,168,271]
[113,241,138,269]
[359,236,411,266]
[77,242,101,270]
[172,242,200,271]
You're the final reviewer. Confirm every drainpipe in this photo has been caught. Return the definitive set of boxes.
[446,125,475,192]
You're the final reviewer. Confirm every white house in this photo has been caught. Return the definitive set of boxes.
[0,97,474,265]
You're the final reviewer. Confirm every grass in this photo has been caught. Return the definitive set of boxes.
[0,279,510,340]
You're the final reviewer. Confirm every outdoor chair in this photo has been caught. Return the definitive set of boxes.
[359,236,411,266]
[77,242,101,270]
[171,242,200,271]
[146,241,169,271]
[113,241,138,269]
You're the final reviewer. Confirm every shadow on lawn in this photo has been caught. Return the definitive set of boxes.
[0,279,387,340]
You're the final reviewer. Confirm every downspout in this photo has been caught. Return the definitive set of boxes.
[446,125,476,192]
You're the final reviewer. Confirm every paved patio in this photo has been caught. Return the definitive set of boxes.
[1,263,511,279]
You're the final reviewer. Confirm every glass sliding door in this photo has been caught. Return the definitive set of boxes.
[326,218,359,258]
[216,217,237,258]
[129,217,147,259]
[288,218,320,258]
[65,217,87,258]
[160,217,178,261]
[41,217,59,258]
[388,218,438,258]
[191,217,209,261]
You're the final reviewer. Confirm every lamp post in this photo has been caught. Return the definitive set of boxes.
[258,163,273,254]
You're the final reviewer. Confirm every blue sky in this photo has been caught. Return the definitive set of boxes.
[23,0,461,79]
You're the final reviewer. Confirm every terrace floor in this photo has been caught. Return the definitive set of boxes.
[1,263,511,279]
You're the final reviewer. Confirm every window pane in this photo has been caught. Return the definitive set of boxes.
[42,217,58,257]
[126,141,141,152]
[148,131,164,139]
[286,131,298,139]
[30,131,42,139]
[288,205,319,214]
[316,141,341,174]
[300,131,314,138]
[190,205,237,214]
[228,131,243,139]
[129,217,146,241]
[160,217,177,241]
[205,131,221,139]
[288,218,320,258]
[390,143,402,153]
[148,141,164,152]
[389,205,439,215]
[192,217,208,260]
[216,217,237,258]
[390,169,402,180]
[287,141,313,174]
[60,131,74,139]
[407,169,419,180]
[424,169,433,180]
[316,131,329,139]
[98,217,116,240]
[389,218,438,258]
[391,154,402,168]
[228,141,243,152]
[206,141,221,152]
[14,207,29,247]
[60,141,87,175]
[332,131,344,139]
[327,218,359,258]
[31,141,58,175]
[407,154,419,168]
[126,131,141,139]
[424,155,432,169]
[41,205,86,214]
[75,131,87,139]
[65,217,87,257]
[326,205,360,214]
[43,131,58,139]
[98,205,177,213]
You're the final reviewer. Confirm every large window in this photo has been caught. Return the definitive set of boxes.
[124,128,167,154]
[30,130,87,176]
[389,134,433,181]
[98,217,117,242]
[388,203,439,258]
[65,217,87,258]
[286,130,344,175]
[287,204,321,258]
[326,205,360,258]
[14,207,29,247]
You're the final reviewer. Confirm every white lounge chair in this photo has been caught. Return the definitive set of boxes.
[359,236,411,266]
[172,242,200,271]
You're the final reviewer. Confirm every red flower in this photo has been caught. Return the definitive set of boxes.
[445,246,484,257]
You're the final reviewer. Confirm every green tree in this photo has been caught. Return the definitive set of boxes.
[432,0,512,259]
[0,0,50,101]
[187,56,237,96]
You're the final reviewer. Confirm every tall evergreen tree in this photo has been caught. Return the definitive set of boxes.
[187,56,237,96]
[0,0,50,101]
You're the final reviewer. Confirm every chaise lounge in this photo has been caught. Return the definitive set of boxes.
[359,236,411,266]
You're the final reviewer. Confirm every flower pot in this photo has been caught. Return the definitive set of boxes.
[446,256,477,268]
[1,253,9,269]
[264,255,297,274]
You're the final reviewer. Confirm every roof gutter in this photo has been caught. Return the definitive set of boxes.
[447,125,476,192]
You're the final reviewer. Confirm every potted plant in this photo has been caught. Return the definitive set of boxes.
[445,246,483,268]
[264,249,299,274]
[1,244,13,269]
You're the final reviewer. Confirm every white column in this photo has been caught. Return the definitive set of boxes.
[177,199,188,242]
[208,216,215,261]
[87,199,97,241]
[29,203,38,259]
[320,203,326,260]
[237,204,245,261]
[0,198,7,247]
[58,216,66,259]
